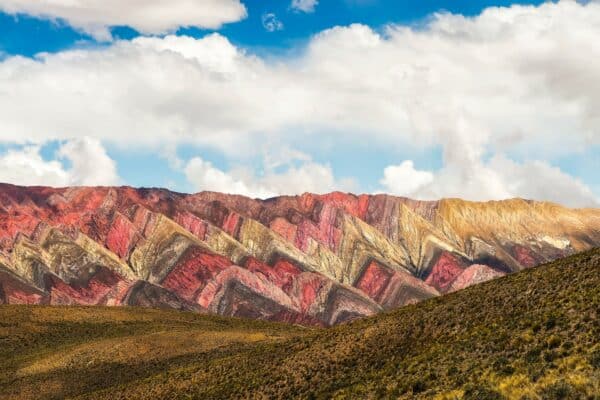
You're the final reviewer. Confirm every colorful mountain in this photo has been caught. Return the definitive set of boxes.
[0,183,598,326]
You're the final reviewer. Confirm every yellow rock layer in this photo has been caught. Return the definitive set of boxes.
[10,236,54,286]
[129,214,213,281]
[237,218,344,280]
[435,199,600,252]
[75,233,136,280]
[395,204,465,274]
[203,225,251,265]
[337,214,412,285]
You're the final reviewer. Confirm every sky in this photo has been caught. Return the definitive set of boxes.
[0,0,598,207]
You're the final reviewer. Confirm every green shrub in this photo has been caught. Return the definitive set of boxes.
[589,347,600,369]
[539,380,581,400]
[546,335,561,349]
[411,379,426,394]
[463,384,505,400]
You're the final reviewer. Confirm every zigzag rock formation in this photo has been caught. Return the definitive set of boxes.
[0,184,598,326]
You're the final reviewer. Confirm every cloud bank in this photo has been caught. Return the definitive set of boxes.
[0,0,247,40]
[0,1,598,205]
[380,156,598,208]
[0,138,120,187]
[185,156,354,199]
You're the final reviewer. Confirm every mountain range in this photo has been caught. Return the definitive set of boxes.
[0,183,598,326]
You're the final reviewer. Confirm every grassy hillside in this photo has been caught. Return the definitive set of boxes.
[1,249,599,400]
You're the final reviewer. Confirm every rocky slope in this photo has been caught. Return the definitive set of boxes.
[0,183,598,325]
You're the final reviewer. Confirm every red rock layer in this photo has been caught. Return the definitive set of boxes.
[425,252,469,293]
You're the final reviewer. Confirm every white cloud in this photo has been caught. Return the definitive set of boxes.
[487,156,599,208]
[0,2,600,154]
[379,106,599,207]
[380,161,434,196]
[380,155,599,208]
[262,13,284,32]
[0,0,247,41]
[0,138,120,187]
[184,156,355,198]
[0,146,69,187]
[57,137,121,186]
[1,2,598,155]
[0,1,599,203]
[185,157,272,198]
[291,0,318,13]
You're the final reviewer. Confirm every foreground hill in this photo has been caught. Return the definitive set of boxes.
[1,249,599,399]
[0,183,599,325]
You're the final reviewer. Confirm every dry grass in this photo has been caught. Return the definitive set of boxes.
[0,306,308,400]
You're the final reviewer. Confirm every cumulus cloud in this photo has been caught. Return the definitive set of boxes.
[2,2,600,153]
[0,138,120,187]
[57,137,121,186]
[380,112,599,207]
[185,156,355,198]
[0,146,70,187]
[185,157,271,198]
[487,157,599,207]
[0,0,247,41]
[291,0,318,13]
[1,2,598,154]
[380,156,599,208]
[380,161,434,196]
[262,13,284,32]
[0,1,598,204]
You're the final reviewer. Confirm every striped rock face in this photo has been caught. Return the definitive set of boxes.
[0,184,598,325]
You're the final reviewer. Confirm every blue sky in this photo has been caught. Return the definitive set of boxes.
[0,0,547,56]
[0,0,598,206]
[217,0,547,50]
